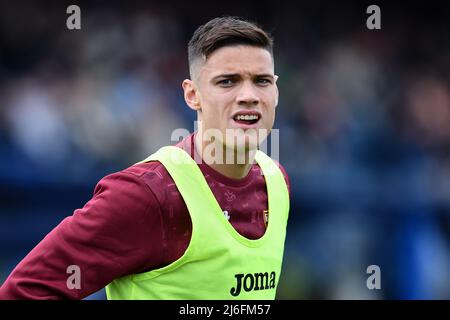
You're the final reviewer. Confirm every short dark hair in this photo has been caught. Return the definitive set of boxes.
[188,16,274,77]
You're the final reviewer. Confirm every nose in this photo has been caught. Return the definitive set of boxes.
[236,81,260,107]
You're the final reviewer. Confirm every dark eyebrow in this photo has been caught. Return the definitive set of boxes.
[254,74,275,79]
[211,73,274,81]
[211,74,240,81]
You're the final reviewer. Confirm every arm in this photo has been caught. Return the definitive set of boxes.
[0,169,163,300]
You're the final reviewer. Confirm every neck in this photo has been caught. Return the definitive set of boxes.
[194,132,256,179]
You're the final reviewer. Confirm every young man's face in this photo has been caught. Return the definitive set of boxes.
[185,45,279,152]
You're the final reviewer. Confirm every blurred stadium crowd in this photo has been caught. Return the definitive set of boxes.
[0,1,449,299]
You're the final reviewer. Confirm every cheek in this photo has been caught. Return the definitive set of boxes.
[200,96,229,126]
[204,92,234,114]
[262,91,278,112]
[261,86,277,102]
[263,94,277,124]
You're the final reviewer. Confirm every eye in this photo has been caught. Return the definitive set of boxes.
[217,79,235,87]
[255,78,272,86]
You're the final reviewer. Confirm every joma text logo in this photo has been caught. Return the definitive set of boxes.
[230,271,276,297]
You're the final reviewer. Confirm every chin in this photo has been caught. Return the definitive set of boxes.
[229,125,271,146]
[226,133,259,153]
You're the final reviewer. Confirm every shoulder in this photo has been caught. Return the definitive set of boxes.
[95,160,176,206]
[69,161,174,247]
[98,160,168,189]
[90,161,165,210]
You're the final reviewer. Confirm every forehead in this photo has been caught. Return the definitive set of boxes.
[200,45,274,78]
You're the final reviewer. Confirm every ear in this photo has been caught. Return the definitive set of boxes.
[182,79,201,111]
[274,75,279,107]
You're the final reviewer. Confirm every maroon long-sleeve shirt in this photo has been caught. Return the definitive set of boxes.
[0,133,290,299]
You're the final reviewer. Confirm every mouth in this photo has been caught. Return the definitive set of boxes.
[232,111,261,128]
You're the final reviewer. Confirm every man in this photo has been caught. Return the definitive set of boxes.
[0,16,290,300]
